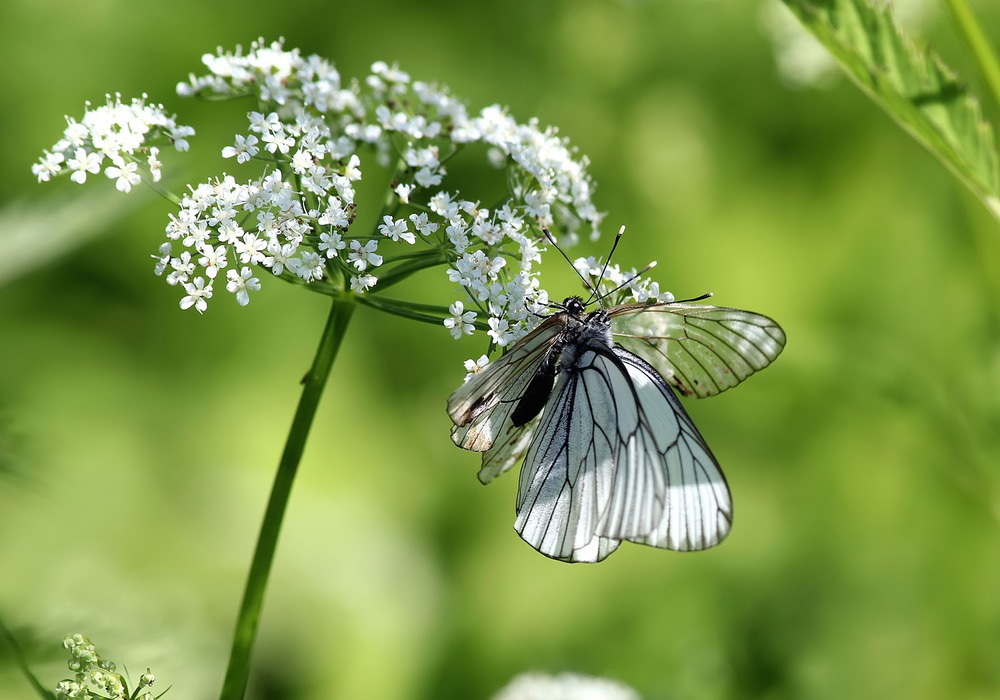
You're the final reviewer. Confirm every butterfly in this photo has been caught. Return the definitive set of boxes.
[447,271,785,562]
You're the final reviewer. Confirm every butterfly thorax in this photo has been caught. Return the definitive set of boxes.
[555,301,614,372]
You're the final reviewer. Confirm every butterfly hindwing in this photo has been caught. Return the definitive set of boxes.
[513,342,732,562]
[514,346,623,562]
[612,350,732,551]
[609,303,785,398]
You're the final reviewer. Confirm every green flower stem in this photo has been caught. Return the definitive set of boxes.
[375,250,450,290]
[943,0,1000,114]
[353,293,452,326]
[219,296,356,700]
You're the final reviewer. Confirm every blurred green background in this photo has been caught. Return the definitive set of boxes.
[3,1,1000,698]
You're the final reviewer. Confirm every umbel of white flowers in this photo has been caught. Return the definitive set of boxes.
[33,38,673,366]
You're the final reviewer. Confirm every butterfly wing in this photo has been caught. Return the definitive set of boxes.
[448,316,564,483]
[609,303,785,398]
[514,342,731,562]
[611,350,732,551]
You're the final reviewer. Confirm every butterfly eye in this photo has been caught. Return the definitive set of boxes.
[564,297,585,316]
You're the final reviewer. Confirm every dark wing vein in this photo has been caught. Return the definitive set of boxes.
[609,303,786,398]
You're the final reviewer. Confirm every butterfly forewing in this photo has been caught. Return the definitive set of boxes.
[448,316,564,456]
[609,303,785,398]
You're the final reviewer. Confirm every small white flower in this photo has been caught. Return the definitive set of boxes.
[493,672,639,700]
[198,244,228,279]
[342,154,362,181]
[147,147,162,182]
[414,166,442,188]
[152,242,172,276]
[349,273,378,293]
[222,134,260,163]
[443,301,477,339]
[32,150,65,182]
[378,215,415,244]
[394,182,414,204]
[347,239,383,270]
[234,232,268,264]
[225,267,261,306]
[318,231,346,258]
[266,240,297,275]
[104,157,141,193]
[166,251,195,286]
[487,316,514,347]
[409,212,439,236]
[66,148,102,184]
[462,354,490,380]
[288,251,325,280]
[180,277,213,313]
[290,148,314,174]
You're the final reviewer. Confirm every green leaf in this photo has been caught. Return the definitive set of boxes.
[781,0,1000,221]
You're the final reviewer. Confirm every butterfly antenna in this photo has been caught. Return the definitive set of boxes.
[583,225,628,305]
[590,260,659,306]
[542,226,599,296]
[674,291,714,303]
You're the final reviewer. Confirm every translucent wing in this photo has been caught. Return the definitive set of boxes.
[609,303,785,398]
[448,316,564,481]
[612,350,732,551]
[514,345,731,563]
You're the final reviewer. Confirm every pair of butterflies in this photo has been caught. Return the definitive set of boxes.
[447,273,785,563]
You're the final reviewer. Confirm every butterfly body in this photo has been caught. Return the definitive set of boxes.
[511,297,611,427]
[448,295,785,562]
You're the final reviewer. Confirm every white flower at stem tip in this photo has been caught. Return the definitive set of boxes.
[287,251,325,281]
[67,148,101,184]
[462,354,490,381]
[226,267,261,306]
[180,277,213,313]
[349,273,377,293]
[347,239,383,270]
[318,231,346,258]
[378,215,415,244]
[443,301,477,339]
[198,244,228,279]
[222,134,260,163]
[408,212,439,236]
[343,154,362,181]
[104,157,141,193]
[32,150,65,182]
[487,316,514,347]
[147,147,162,182]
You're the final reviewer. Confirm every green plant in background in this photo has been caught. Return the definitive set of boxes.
[779,0,1000,221]
[53,634,160,700]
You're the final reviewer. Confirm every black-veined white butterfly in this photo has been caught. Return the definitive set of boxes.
[447,248,785,562]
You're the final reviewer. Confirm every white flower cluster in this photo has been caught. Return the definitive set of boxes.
[55,633,154,700]
[171,39,603,330]
[32,94,194,192]
[36,38,609,357]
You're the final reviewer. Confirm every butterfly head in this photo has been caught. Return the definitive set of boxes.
[561,296,586,318]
